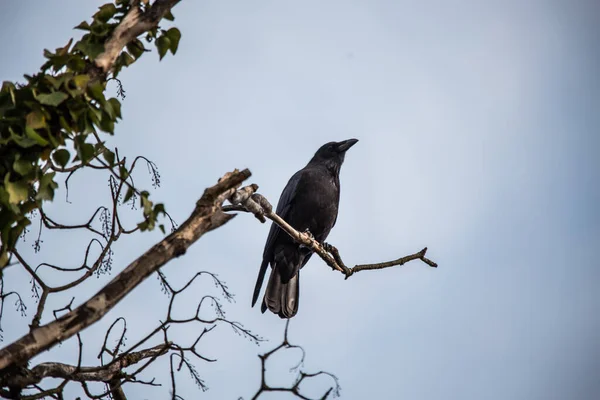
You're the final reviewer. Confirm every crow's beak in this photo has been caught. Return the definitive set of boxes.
[336,138,359,152]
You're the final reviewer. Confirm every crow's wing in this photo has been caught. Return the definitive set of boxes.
[251,169,304,307]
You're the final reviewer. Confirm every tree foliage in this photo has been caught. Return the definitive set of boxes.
[0,0,181,268]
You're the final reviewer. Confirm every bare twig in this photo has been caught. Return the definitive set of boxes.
[247,320,340,400]
[223,187,438,279]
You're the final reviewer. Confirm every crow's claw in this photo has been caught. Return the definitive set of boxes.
[302,229,314,240]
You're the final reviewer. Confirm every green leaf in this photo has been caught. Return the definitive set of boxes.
[94,3,117,23]
[43,49,54,59]
[9,127,37,148]
[59,115,72,131]
[164,10,175,21]
[102,148,115,166]
[25,127,49,146]
[13,159,33,176]
[73,74,90,89]
[154,203,166,215]
[67,56,86,72]
[99,113,115,134]
[48,55,69,71]
[56,38,73,56]
[37,91,69,106]
[26,111,46,129]
[123,186,135,203]
[45,75,66,90]
[36,172,58,201]
[137,220,150,231]
[87,82,105,102]
[52,149,70,167]
[74,39,105,60]
[1,81,16,93]
[0,250,8,269]
[1,81,16,104]
[74,21,91,31]
[4,176,29,204]
[107,98,122,119]
[156,36,171,60]
[119,165,129,180]
[87,106,103,125]
[126,39,145,59]
[91,21,111,37]
[118,52,135,67]
[67,74,90,96]
[78,143,95,164]
[140,191,152,214]
[166,28,181,55]
[46,131,61,148]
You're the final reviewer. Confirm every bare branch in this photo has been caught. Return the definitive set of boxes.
[0,343,169,389]
[248,320,340,400]
[223,187,438,279]
[0,169,250,371]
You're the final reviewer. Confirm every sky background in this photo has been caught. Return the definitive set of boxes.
[1,0,599,399]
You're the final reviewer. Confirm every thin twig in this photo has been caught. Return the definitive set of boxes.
[223,187,438,279]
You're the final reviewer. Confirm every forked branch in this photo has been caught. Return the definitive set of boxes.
[1,343,169,388]
[246,320,340,400]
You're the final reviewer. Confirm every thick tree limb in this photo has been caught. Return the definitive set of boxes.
[95,0,181,74]
[224,187,438,279]
[1,343,169,389]
[0,169,250,372]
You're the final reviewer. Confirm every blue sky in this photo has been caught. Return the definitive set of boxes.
[1,1,598,399]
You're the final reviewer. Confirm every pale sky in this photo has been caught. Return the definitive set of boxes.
[1,1,598,399]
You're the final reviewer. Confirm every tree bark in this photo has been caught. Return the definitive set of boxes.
[95,0,181,74]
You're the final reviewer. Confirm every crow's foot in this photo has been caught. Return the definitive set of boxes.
[322,242,334,253]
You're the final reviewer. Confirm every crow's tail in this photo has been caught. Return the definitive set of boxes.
[252,260,269,307]
[262,266,299,319]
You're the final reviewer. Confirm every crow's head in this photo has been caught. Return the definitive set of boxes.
[309,139,358,172]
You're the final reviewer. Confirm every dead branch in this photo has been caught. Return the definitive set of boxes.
[223,186,438,279]
[1,343,169,389]
[0,169,250,372]
[246,320,340,400]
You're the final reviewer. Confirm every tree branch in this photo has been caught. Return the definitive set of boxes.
[2,343,169,389]
[95,0,181,74]
[0,169,250,372]
[223,186,438,279]
[247,320,340,400]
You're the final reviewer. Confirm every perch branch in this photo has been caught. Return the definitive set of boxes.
[223,186,438,279]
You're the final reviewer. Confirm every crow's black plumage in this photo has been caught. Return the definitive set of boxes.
[252,139,358,318]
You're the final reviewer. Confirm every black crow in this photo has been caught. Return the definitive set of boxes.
[252,139,358,318]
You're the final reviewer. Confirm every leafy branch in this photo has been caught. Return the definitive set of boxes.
[0,0,183,268]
